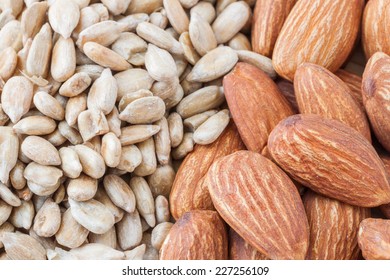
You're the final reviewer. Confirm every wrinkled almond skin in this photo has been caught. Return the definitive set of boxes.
[362,0,390,58]
[294,63,371,142]
[268,114,390,207]
[229,229,269,260]
[170,122,245,220]
[358,218,390,260]
[362,52,390,152]
[335,69,364,111]
[160,210,228,260]
[223,62,293,153]
[252,0,296,57]
[303,190,370,260]
[272,0,364,81]
[207,151,309,260]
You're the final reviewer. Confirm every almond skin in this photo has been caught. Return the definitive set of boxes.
[303,190,370,260]
[335,69,364,111]
[169,122,245,220]
[362,52,390,152]
[362,0,390,59]
[207,150,309,260]
[275,78,299,113]
[223,62,293,153]
[358,218,390,260]
[273,0,364,81]
[379,153,390,218]
[252,0,296,57]
[294,63,371,142]
[159,210,228,260]
[229,229,269,260]
[268,114,390,207]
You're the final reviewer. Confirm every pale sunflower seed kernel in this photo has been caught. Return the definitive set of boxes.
[189,12,217,56]
[154,117,171,165]
[179,32,200,66]
[0,199,12,226]
[48,0,80,39]
[58,121,83,145]
[94,188,124,224]
[65,93,87,127]
[119,89,153,112]
[117,145,143,173]
[2,232,46,260]
[155,195,171,224]
[0,127,19,185]
[151,222,173,250]
[67,174,98,202]
[112,32,147,61]
[163,0,189,34]
[193,109,230,145]
[106,107,122,137]
[134,137,157,177]
[183,109,218,131]
[103,175,136,213]
[149,11,169,30]
[129,176,156,227]
[0,47,17,81]
[0,182,21,207]
[51,36,76,83]
[10,161,26,190]
[228,32,252,51]
[147,165,176,198]
[101,133,122,168]
[77,109,109,142]
[21,136,61,166]
[9,200,34,230]
[55,208,89,249]
[120,125,160,146]
[73,144,106,179]
[124,244,146,260]
[236,50,277,79]
[190,1,216,24]
[59,72,92,97]
[32,198,61,238]
[33,91,65,121]
[145,44,178,82]
[119,96,166,124]
[172,132,194,160]
[88,226,117,249]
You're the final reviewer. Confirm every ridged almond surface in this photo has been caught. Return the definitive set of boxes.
[252,0,296,57]
[223,62,293,153]
[294,63,371,142]
[207,150,309,260]
[268,114,390,207]
[335,69,364,111]
[229,229,269,260]
[160,210,228,260]
[272,0,364,81]
[362,0,390,58]
[303,190,370,260]
[358,218,390,260]
[362,52,390,152]
[170,122,245,220]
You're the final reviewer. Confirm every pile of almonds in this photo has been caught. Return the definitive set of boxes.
[0,0,390,261]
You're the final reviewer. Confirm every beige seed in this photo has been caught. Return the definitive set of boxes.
[181,77,203,96]
[112,32,147,60]
[101,0,132,16]
[78,109,109,142]
[24,162,63,190]
[10,161,26,190]
[94,188,124,224]
[134,138,157,177]
[167,112,184,148]
[2,232,46,260]
[124,244,146,260]
[129,177,156,227]
[89,226,117,249]
[183,109,218,131]
[58,121,83,145]
[193,109,230,144]
[120,125,160,146]
[212,1,251,44]
[101,133,122,168]
[0,20,22,52]
[103,175,136,213]
[87,68,118,115]
[9,200,34,230]
[51,36,76,82]
[73,144,106,179]
[189,12,217,56]
[179,32,200,65]
[173,54,188,77]
[59,72,92,97]
[83,42,131,72]
[119,89,153,112]
[228,33,252,51]
[0,222,14,249]
[114,68,154,101]
[176,85,225,118]
[117,144,143,173]
[106,107,122,137]
[33,198,61,238]
[129,51,146,66]
[65,93,87,126]
[145,44,178,82]
[0,199,12,226]
[126,0,163,14]
[21,2,49,44]
[55,208,89,249]
[147,165,176,198]
[48,0,80,39]
[75,64,104,81]
[116,210,143,251]
[0,104,9,126]
[163,0,189,34]
[14,116,56,136]
[141,232,159,260]
[1,76,33,123]
[69,198,115,235]
[190,1,216,24]
[16,187,33,201]
[89,3,109,21]
[59,147,82,179]
[67,174,98,202]
[73,6,100,40]
[151,222,173,250]
[155,195,171,224]
[151,78,179,101]
[186,46,238,82]
[154,117,171,165]
[0,9,15,30]
[69,243,125,260]
[76,20,128,50]
[236,50,277,79]
[180,0,199,8]
[76,47,94,65]
[164,84,184,110]
[21,136,61,166]
[33,91,64,121]
[136,22,184,55]
[27,180,60,197]
[0,47,17,81]
[0,127,19,185]
[117,13,150,32]
[119,96,166,124]
[0,182,21,207]
[172,132,194,160]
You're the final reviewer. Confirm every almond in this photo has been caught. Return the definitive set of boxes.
[268,114,390,207]
[223,62,293,153]
[358,218,390,260]
[160,210,228,260]
[303,190,370,260]
[362,52,390,152]
[207,150,309,260]
[362,0,390,58]
[273,0,364,81]
[252,0,296,57]
[294,63,371,141]
[229,229,269,260]
[170,122,245,220]
[335,69,364,111]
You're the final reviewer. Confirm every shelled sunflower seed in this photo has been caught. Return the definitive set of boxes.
[0,0,272,260]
